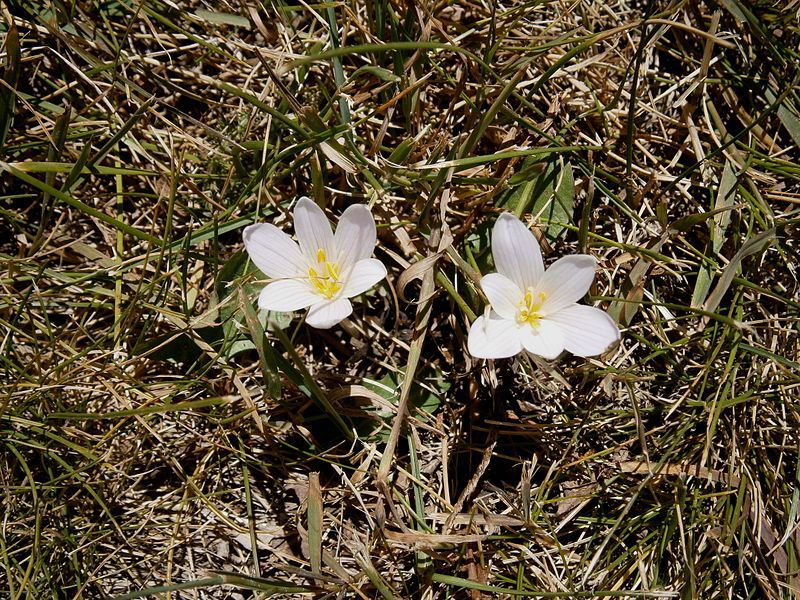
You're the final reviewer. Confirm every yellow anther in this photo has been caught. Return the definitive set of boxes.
[308,247,342,299]
[326,261,339,281]
[517,289,547,327]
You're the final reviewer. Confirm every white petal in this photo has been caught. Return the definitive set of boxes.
[519,319,564,360]
[467,312,524,359]
[258,280,319,312]
[546,304,620,357]
[538,255,597,314]
[306,298,353,329]
[480,273,522,320]
[294,197,334,262]
[492,213,544,290]
[334,204,377,267]
[341,258,386,298]
[242,223,305,279]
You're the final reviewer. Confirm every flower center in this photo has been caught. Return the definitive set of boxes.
[517,289,547,328]
[308,248,342,299]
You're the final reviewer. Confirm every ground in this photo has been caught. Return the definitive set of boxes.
[2,0,800,598]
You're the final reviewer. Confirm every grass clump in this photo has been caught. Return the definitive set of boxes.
[2,0,799,598]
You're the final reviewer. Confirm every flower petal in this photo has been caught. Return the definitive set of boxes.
[538,255,597,314]
[492,213,544,290]
[294,197,334,262]
[258,279,319,312]
[519,320,565,360]
[545,304,619,357]
[334,204,377,267]
[242,223,305,279]
[467,312,524,359]
[341,258,386,298]
[480,273,522,320]
[306,298,353,329]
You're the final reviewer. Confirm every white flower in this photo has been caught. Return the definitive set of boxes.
[243,197,387,329]
[467,213,620,360]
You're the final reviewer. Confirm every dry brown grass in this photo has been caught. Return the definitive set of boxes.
[2,0,800,598]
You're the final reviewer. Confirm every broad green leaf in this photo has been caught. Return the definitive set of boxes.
[703,227,776,314]
[193,9,251,28]
[502,159,574,241]
[307,472,323,574]
[365,368,448,415]
[504,179,537,217]
[240,289,281,398]
[358,367,448,443]
[691,161,738,308]
[352,65,401,82]
[388,138,415,165]
[549,160,575,240]
[712,161,738,253]
[764,86,800,155]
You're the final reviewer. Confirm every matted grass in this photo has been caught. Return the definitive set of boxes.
[1,0,799,598]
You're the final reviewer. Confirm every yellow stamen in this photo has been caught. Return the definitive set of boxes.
[517,289,547,327]
[308,248,342,299]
